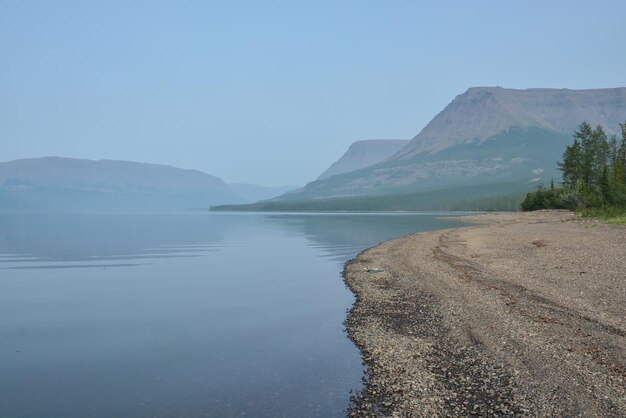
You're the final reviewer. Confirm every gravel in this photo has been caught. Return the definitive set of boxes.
[343,211,625,417]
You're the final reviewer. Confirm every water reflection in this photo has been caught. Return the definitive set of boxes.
[0,212,469,267]
[0,212,470,417]
[0,213,240,268]
[261,212,469,261]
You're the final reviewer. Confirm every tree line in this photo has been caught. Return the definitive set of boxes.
[521,121,626,213]
[214,183,527,212]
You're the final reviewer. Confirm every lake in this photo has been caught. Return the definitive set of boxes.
[0,212,469,417]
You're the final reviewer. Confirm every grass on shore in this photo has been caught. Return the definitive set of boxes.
[578,206,626,225]
[606,216,626,225]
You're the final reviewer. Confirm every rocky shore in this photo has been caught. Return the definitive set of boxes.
[343,211,625,417]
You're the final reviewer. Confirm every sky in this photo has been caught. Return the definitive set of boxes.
[1,1,625,186]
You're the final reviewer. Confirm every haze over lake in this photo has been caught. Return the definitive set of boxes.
[0,212,468,417]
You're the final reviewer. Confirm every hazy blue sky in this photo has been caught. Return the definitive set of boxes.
[2,1,625,185]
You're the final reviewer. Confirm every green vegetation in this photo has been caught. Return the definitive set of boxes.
[216,126,574,212]
[284,127,568,202]
[212,183,528,212]
[606,216,626,225]
[522,121,626,221]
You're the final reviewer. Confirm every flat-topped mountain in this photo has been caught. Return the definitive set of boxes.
[396,86,626,158]
[226,87,626,210]
[0,157,242,212]
[317,140,409,180]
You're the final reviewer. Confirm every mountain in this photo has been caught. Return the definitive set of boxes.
[228,183,299,203]
[396,86,626,158]
[265,87,626,204]
[0,157,242,212]
[317,139,409,180]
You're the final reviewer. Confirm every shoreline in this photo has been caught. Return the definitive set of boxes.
[343,211,625,416]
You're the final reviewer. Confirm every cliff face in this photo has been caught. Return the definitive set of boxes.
[317,140,409,180]
[275,87,626,201]
[396,87,626,158]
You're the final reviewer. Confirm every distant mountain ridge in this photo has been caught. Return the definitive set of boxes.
[317,139,409,180]
[0,157,242,212]
[0,157,229,190]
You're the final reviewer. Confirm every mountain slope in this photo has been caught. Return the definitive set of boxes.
[0,157,242,212]
[228,183,299,203]
[397,86,626,158]
[272,87,626,203]
[317,139,409,180]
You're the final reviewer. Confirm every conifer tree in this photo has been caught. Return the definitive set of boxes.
[592,125,610,185]
[600,166,611,204]
[575,122,595,187]
[525,120,626,212]
[609,134,618,165]
[619,122,626,176]
[559,138,582,187]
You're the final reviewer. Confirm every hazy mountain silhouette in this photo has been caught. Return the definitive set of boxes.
[228,183,299,203]
[0,157,242,212]
[317,140,409,180]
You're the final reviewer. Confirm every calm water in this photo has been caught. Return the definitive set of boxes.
[0,212,469,417]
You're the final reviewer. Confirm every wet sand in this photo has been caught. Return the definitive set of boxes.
[343,211,625,417]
